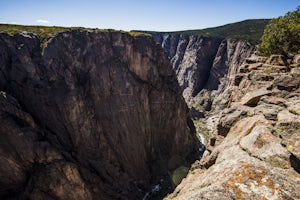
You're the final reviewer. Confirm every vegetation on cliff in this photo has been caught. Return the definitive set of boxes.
[0,24,83,39]
[0,24,151,47]
[136,19,270,44]
[258,6,300,56]
[174,19,270,44]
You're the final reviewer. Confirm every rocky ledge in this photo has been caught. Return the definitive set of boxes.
[0,31,198,199]
[165,55,300,199]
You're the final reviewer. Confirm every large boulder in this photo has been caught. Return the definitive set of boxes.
[240,88,272,107]
[265,54,288,66]
[272,74,300,91]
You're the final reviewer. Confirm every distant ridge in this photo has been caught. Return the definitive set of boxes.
[0,19,270,45]
[134,19,270,44]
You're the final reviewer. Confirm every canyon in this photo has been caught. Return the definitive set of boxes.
[0,30,198,199]
[0,23,300,200]
[152,33,300,199]
[164,53,300,199]
[152,33,255,114]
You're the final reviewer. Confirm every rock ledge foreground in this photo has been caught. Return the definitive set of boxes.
[166,55,300,199]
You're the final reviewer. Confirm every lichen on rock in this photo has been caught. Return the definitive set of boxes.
[165,54,300,199]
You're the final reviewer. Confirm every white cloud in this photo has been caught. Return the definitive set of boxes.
[0,22,18,24]
[36,19,50,24]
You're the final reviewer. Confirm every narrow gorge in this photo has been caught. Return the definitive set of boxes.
[0,22,300,200]
[152,33,300,199]
[0,31,199,200]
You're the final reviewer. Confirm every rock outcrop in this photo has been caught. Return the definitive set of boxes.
[0,31,198,199]
[152,33,255,112]
[165,55,300,199]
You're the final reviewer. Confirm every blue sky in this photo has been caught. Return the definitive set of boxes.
[1,0,299,31]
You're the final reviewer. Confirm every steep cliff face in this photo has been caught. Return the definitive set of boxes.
[152,33,255,112]
[165,55,300,199]
[152,33,300,199]
[0,31,198,199]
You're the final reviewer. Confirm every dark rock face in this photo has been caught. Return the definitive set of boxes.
[0,31,198,199]
[152,33,255,111]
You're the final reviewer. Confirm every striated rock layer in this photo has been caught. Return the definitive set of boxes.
[152,33,255,114]
[0,31,198,199]
[165,55,300,199]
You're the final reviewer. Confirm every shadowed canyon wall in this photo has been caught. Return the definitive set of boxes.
[0,31,198,200]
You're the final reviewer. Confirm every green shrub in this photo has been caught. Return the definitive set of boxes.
[0,24,151,48]
[171,166,189,186]
[128,31,151,37]
[258,6,300,56]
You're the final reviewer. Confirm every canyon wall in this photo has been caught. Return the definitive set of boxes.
[0,31,198,199]
[153,33,300,199]
[152,33,255,114]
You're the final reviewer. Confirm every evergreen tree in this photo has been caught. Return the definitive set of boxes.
[258,6,300,56]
